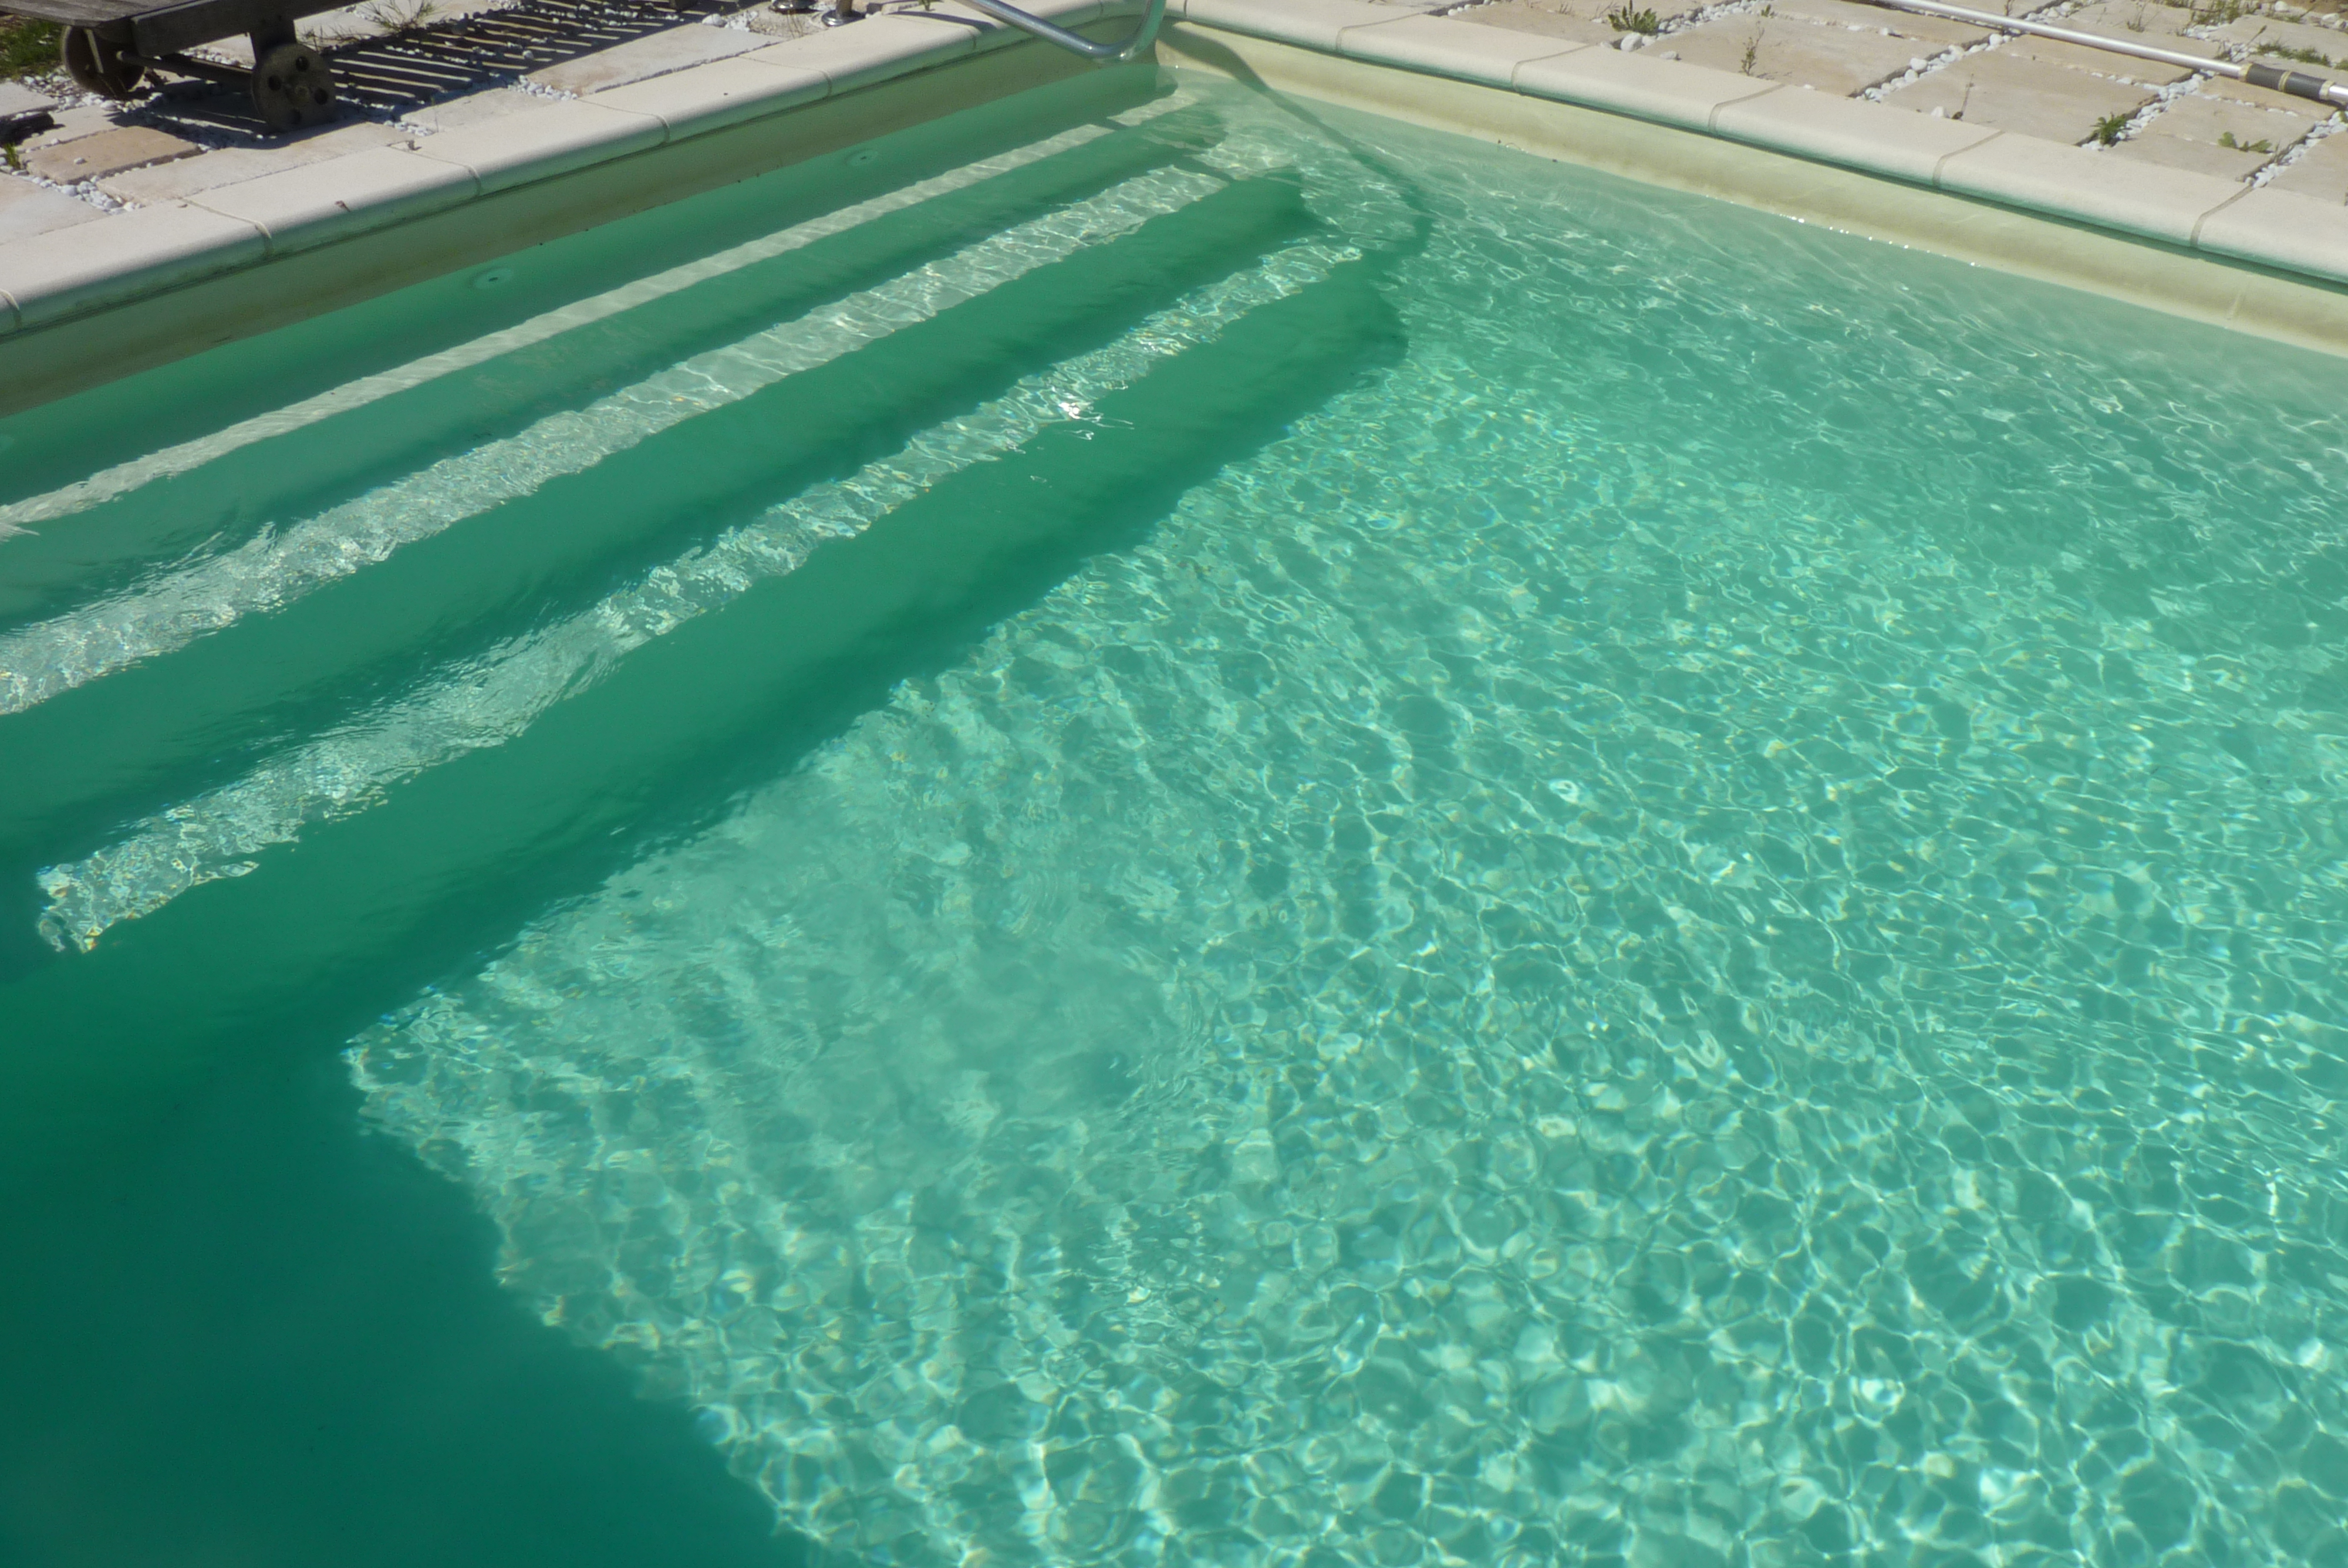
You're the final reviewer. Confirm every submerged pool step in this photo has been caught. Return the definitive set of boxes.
[35,239,1364,956]
[0,105,1229,670]
[0,95,1225,593]
[0,248,1405,1178]
[0,169,1319,884]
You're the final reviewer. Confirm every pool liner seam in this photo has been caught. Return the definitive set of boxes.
[1927,127,2005,188]
[2188,184,2255,246]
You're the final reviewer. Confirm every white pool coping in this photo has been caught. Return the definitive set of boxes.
[0,0,2343,392]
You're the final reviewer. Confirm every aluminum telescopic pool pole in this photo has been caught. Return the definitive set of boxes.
[949,0,1168,61]
[1858,0,2348,109]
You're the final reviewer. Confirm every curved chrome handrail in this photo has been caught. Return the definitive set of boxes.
[949,0,1167,62]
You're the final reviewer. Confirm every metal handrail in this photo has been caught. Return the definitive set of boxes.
[949,0,1167,62]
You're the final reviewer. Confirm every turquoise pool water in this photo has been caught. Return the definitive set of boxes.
[5,65,2348,1568]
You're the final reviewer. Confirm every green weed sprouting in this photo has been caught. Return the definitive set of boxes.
[0,16,63,77]
[1606,4,1663,33]
[2188,0,2254,24]
[2092,112,2131,144]
[2218,130,2275,151]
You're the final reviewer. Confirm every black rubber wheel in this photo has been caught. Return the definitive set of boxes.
[60,26,145,100]
[251,40,337,131]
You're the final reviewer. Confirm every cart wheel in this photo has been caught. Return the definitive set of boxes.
[60,27,146,100]
[251,40,336,131]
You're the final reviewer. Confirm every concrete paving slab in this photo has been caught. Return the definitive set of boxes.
[2140,88,2320,150]
[529,21,771,93]
[190,144,476,252]
[744,9,826,39]
[2067,1,2201,39]
[401,85,541,131]
[2003,30,2214,85]
[24,125,201,184]
[24,105,126,151]
[0,82,58,131]
[1341,11,1587,85]
[1762,0,1988,48]
[99,120,408,204]
[586,52,829,140]
[1662,16,1925,95]
[299,0,517,43]
[2195,70,2343,112]
[2267,129,2348,203]
[0,173,102,244]
[1883,48,2155,143]
[1458,0,1709,43]
[2219,13,2348,66]
[1712,81,1998,177]
[2109,130,2272,178]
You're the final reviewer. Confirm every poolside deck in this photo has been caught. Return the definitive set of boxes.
[0,0,833,225]
[1452,0,2348,201]
[2,0,2341,242]
[1,0,2345,391]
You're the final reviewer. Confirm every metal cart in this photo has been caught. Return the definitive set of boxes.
[5,0,343,129]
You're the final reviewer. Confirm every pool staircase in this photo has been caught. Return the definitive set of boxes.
[0,91,1406,1180]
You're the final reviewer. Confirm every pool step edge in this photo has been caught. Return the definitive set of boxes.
[0,245,1402,1188]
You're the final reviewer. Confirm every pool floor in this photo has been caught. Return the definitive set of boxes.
[5,66,2348,1568]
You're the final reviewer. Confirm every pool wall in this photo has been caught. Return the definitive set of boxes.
[3,0,2347,418]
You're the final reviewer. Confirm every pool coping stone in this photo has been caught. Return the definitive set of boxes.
[1709,86,2003,186]
[407,99,673,196]
[1338,13,1587,89]
[3,199,269,333]
[584,55,834,143]
[188,146,483,257]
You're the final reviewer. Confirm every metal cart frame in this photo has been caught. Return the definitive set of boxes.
[6,0,345,129]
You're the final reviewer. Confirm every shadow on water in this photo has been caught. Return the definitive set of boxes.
[0,1039,810,1568]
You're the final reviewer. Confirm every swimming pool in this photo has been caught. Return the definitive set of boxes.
[5,63,2348,1568]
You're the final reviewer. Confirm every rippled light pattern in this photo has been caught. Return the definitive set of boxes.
[351,87,2348,1568]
